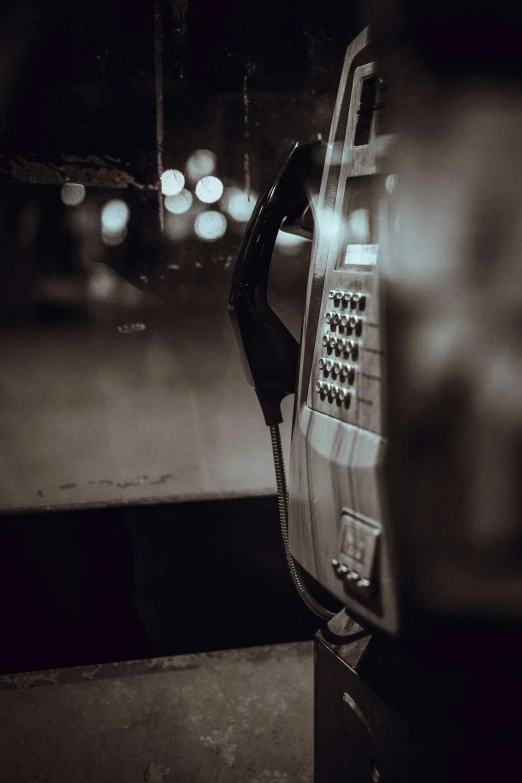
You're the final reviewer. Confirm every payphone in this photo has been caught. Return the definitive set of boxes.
[230,17,522,782]
[230,21,522,635]
[230,24,403,630]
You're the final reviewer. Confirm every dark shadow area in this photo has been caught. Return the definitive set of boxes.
[0,495,335,674]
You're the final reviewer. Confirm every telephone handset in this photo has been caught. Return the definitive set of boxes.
[229,139,322,427]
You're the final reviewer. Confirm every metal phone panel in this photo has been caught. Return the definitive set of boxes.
[289,43,401,633]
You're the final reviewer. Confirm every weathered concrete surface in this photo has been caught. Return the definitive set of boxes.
[0,642,313,782]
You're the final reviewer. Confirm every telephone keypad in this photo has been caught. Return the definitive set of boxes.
[316,380,352,407]
[328,289,366,311]
[314,287,376,422]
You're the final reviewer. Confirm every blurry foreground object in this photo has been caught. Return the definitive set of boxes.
[387,82,522,621]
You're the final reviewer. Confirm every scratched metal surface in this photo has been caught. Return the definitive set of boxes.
[0,641,313,783]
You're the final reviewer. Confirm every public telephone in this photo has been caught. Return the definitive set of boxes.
[286,27,403,633]
[230,21,522,636]
[230,25,404,631]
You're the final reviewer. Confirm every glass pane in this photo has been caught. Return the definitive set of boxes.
[0,0,359,511]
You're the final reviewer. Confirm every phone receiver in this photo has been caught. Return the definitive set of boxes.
[229,139,323,425]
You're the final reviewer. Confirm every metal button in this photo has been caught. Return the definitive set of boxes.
[331,558,340,569]
[334,290,343,300]
[328,290,335,299]
[329,335,337,349]
[357,578,371,589]
[325,311,332,324]
[338,564,349,576]
[336,337,347,351]
[337,387,348,401]
[332,313,341,326]
[349,316,359,329]
[340,315,349,328]
[326,359,333,372]
[342,291,352,304]
[346,571,359,581]
[322,335,329,347]
[358,295,366,310]
[315,381,323,393]
[318,358,325,370]
[333,361,342,374]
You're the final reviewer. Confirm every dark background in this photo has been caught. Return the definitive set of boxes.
[0,0,354,673]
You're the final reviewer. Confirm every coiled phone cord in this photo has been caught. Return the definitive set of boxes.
[269,424,335,622]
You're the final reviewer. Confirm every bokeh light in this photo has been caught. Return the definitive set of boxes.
[194,211,227,241]
[101,199,130,233]
[275,230,307,256]
[195,176,224,204]
[61,183,86,207]
[160,169,185,196]
[186,149,217,183]
[222,187,257,222]
[165,189,193,215]
[101,199,129,246]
